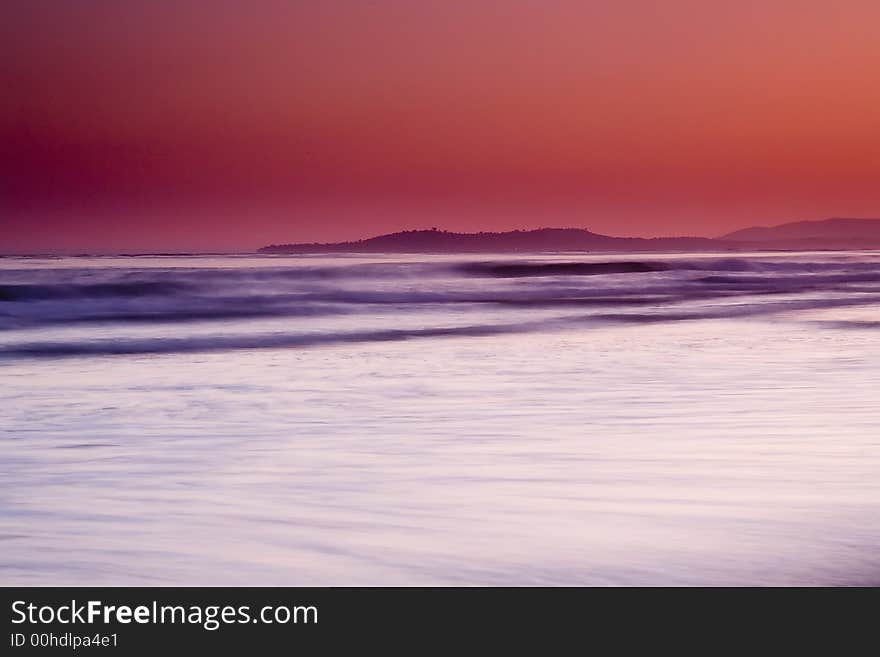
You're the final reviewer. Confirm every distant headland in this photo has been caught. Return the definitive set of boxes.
[259,218,880,254]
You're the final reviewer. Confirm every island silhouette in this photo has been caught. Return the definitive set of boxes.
[259,218,880,254]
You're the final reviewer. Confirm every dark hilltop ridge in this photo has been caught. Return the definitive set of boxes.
[260,218,880,254]
[260,228,719,254]
[721,217,880,249]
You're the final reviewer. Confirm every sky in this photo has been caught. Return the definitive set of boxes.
[2,0,880,253]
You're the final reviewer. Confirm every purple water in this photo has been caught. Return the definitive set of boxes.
[2,251,879,584]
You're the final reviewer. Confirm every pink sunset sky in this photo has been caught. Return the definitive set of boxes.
[2,1,879,252]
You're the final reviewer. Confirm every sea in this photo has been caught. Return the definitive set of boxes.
[2,251,879,585]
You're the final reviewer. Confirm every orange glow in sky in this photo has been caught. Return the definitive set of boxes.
[2,1,879,252]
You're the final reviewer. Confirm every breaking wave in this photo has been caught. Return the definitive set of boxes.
[2,253,879,357]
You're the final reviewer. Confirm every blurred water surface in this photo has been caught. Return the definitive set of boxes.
[2,252,879,584]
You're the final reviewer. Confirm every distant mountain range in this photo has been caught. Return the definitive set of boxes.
[260,218,880,254]
[260,228,718,254]
[720,217,880,248]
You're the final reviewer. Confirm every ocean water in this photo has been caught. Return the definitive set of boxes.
[1,251,879,585]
